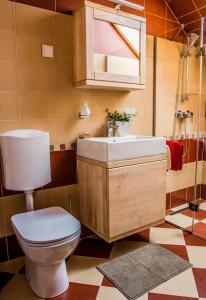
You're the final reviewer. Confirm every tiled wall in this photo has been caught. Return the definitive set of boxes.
[155,34,206,212]
[0,0,154,146]
[0,0,155,261]
[11,0,181,41]
[156,37,206,139]
[0,0,205,262]
[166,139,206,210]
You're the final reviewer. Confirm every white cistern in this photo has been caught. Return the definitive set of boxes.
[0,129,51,211]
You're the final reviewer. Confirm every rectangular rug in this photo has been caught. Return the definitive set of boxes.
[97,243,192,299]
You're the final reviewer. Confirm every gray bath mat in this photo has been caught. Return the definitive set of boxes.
[97,244,192,299]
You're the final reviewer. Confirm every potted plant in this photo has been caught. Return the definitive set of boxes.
[106,109,136,136]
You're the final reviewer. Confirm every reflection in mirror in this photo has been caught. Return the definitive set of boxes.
[94,19,140,76]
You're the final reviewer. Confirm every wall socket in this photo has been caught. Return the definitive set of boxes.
[42,45,54,58]
[126,108,136,115]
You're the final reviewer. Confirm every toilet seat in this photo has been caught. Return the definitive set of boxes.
[12,207,81,246]
[21,228,81,248]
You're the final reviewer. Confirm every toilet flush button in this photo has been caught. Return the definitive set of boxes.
[42,45,54,58]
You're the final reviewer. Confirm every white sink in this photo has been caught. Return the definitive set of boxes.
[77,135,166,162]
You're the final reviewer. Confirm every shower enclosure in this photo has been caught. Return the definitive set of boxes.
[163,18,206,240]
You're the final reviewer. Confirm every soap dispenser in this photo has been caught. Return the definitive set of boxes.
[79,102,91,119]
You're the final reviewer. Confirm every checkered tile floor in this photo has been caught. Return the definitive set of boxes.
[166,200,206,240]
[0,222,206,300]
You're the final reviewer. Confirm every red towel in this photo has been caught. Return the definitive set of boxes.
[166,140,184,171]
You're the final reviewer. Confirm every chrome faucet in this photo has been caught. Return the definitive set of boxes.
[107,121,119,137]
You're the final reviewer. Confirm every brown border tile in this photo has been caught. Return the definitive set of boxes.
[44,150,76,189]
[7,235,24,260]
[0,237,8,263]
[14,0,55,11]
[171,188,187,208]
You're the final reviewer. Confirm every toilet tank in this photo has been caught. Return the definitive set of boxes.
[0,129,51,191]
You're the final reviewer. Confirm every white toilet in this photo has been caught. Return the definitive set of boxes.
[0,129,81,298]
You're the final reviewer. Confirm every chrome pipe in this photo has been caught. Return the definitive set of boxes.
[172,56,184,140]
[185,40,190,101]
[109,0,144,11]
[192,17,204,233]
[171,24,185,41]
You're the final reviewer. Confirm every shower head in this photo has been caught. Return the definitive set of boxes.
[189,33,199,46]
[184,33,199,56]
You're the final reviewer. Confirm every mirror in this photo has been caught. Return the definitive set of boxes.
[94,19,140,77]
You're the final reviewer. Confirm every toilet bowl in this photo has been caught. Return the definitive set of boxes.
[11,206,81,298]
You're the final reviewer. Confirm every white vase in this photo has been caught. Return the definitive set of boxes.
[115,121,131,137]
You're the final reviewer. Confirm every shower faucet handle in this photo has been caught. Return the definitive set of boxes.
[176,110,193,119]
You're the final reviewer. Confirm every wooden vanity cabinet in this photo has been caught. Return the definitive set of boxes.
[77,155,167,242]
[73,1,146,91]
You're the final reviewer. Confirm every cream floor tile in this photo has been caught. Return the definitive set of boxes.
[109,241,148,259]
[149,227,185,245]
[67,255,107,286]
[0,257,24,273]
[135,294,148,300]
[96,286,127,300]
[200,202,206,211]
[170,204,188,212]
[0,274,42,300]
[186,246,206,268]
[201,219,206,224]
[165,214,197,228]
[150,268,198,298]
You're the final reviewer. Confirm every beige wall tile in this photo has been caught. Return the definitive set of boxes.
[146,56,154,77]
[166,161,203,193]
[34,184,79,218]
[54,13,73,42]
[58,92,90,119]
[3,194,26,236]
[21,119,60,145]
[0,63,18,91]
[0,92,20,120]
[202,161,206,185]
[156,36,201,138]
[0,30,16,62]
[146,35,154,57]
[59,118,106,146]
[89,94,120,118]
[15,2,56,38]
[58,61,74,92]
[0,120,20,133]
[59,92,120,120]
[17,34,56,62]
[20,92,59,119]
[54,14,73,64]
[0,0,15,32]
[18,61,58,92]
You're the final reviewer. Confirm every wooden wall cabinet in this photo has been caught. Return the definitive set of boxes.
[77,155,167,242]
[73,1,146,91]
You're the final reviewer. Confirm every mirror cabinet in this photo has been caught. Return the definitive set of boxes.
[73,1,146,91]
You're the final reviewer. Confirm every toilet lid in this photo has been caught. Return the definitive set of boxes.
[11,207,81,244]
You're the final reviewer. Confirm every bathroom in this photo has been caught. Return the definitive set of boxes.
[0,0,206,299]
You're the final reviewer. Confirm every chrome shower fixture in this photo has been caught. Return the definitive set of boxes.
[109,0,144,11]
[176,110,193,119]
[183,33,199,57]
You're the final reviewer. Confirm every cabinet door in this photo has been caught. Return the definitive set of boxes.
[77,160,109,236]
[93,8,146,85]
[108,160,166,237]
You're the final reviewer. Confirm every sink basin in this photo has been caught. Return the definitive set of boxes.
[77,135,166,162]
